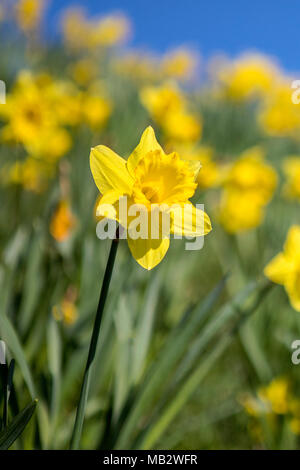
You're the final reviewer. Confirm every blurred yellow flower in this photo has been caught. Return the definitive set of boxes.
[90,126,211,270]
[4,157,50,193]
[50,200,77,243]
[81,94,112,130]
[90,14,130,48]
[161,48,197,81]
[290,418,300,435]
[264,225,300,311]
[140,83,185,122]
[112,53,158,83]
[224,147,277,204]
[259,82,300,136]
[218,54,279,101]
[219,147,277,233]
[163,110,201,143]
[219,190,264,234]
[140,83,201,143]
[282,157,300,201]
[52,286,78,326]
[258,378,289,415]
[69,59,99,86]
[62,9,129,50]
[0,71,78,169]
[15,0,45,32]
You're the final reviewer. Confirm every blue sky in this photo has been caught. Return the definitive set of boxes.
[48,0,300,73]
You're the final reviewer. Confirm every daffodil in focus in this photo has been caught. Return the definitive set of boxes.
[171,145,221,189]
[282,157,300,201]
[264,225,300,311]
[90,127,212,270]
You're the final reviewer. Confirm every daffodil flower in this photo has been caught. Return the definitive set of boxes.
[90,126,212,270]
[264,225,300,311]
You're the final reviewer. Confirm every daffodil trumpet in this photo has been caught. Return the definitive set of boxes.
[70,229,119,449]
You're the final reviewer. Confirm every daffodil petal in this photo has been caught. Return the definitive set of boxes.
[264,253,293,285]
[285,270,300,312]
[127,126,164,177]
[96,189,122,220]
[168,203,212,237]
[284,225,300,260]
[90,145,134,194]
[128,236,170,270]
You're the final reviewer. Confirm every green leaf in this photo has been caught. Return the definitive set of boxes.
[0,399,37,450]
[115,276,227,449]
[0,314,36,398]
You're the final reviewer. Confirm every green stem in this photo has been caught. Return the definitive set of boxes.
[70,233,119,449]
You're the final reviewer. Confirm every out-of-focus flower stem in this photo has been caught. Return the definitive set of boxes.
[70,229,119,449]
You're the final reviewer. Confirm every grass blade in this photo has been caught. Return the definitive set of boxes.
[0,399,37,450]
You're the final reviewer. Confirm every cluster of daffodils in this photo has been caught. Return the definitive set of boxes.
[62,8,130,51]
[241,377,300,438]
[0,71,111,192]
[140,83,201,144]
[90,127,212,270]
[113,48,197,84]
[219,147,277,233]
[216,53,300,138]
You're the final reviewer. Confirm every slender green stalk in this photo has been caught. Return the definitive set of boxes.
[70,233,119,449]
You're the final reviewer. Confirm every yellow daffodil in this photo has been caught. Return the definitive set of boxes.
[264,225,300,311]
[62,9,129,50]
[50,200,77,242]
[69,59,98,86]
[52,286,78,326]
[81,94,112,130]
[140,83,201,143]
[140,83,185,122]
[15,0,45,32]
[112,53,158,83]
[258,378,289,415]
[163,110,202,143]
[282,157,300,201]
[161,48,197,81]
[224,147,277,204]
[90,14,130,48]
[3,157,51,193]
[218,54,279,101]
[170,145,221,189]
[219,190,264,234]
[90,127,212,270]
[259,82,300,136]
[219,147,277,233]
